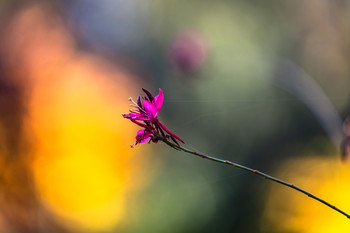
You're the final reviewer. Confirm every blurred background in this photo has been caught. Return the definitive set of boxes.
[0,0,350,232]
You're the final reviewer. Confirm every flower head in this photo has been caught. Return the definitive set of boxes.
[123,88,184,147]
[170,30,207,74]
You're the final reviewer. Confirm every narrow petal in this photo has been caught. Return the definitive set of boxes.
[122,113,135,119]
[133,116,152,121]
[170,136,180,146]
[123,112,151,121]
[130,119,153,129]
[156,119,184,143]
[123,112,138,118]
[136,129,152,143]
[142,88,154,102]
[137,96,143,108]
[152,88,164,117]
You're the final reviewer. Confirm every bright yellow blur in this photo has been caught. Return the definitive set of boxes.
[5,4,151,232]
[31,73,134,231]
[261,156,350,233]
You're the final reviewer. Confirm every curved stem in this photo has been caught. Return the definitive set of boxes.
[161,138,350,219]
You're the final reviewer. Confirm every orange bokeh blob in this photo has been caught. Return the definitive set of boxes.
[3,3,153,231]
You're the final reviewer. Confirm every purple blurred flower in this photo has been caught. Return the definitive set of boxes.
[123,88,184,147]
[170,31,207,74]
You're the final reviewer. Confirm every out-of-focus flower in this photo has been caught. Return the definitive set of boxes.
[169,31,207,74]
[123,88,184,146]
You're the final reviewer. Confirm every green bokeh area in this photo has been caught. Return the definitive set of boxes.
[116,0,350,232]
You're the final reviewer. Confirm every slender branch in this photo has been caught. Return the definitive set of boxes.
[161,138,350,219]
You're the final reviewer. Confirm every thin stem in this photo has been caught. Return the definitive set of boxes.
[161,138,350,219]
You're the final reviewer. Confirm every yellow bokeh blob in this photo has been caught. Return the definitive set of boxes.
[261,156,350,233]
[31,65,143,231]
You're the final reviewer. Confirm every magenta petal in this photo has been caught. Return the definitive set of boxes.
[135,117,152,121]
[133,115,152,121]
[135,129,145,137]
[152,88,163,117]
[123,112,150,121]
[136,129,152,143]
[143,99,156,118]
[139,137,150,143]
[123,112,138,118]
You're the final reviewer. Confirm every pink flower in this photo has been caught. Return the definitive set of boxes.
[170,31,207,74]
[123,88,184,147]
